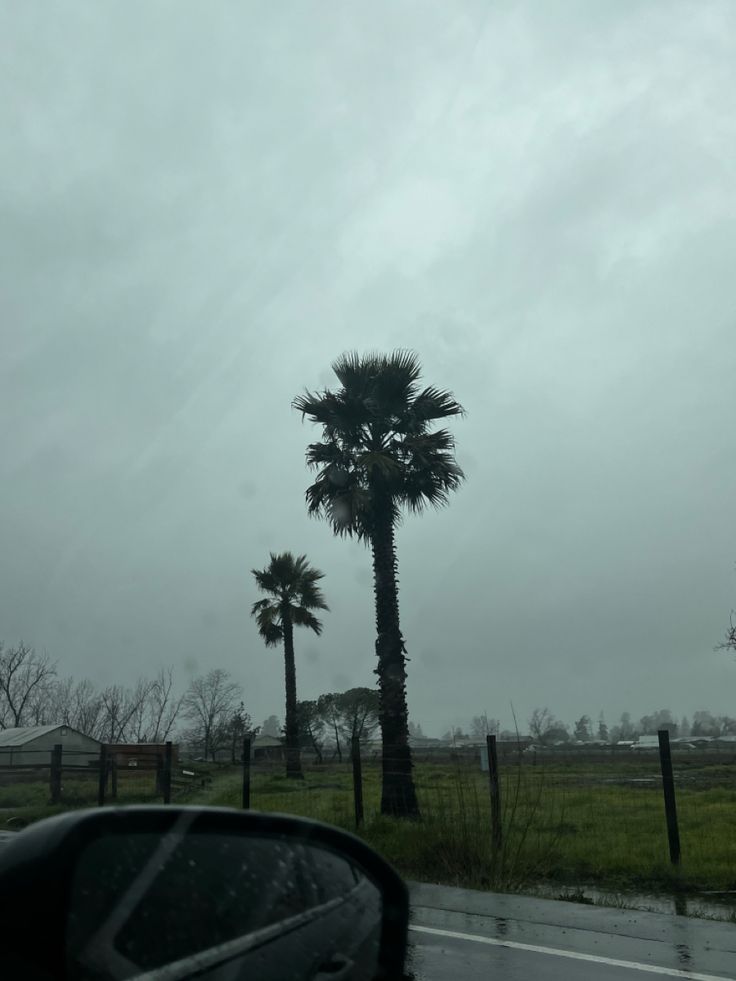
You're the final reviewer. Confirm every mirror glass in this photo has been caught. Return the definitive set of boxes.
[66,827,382,980]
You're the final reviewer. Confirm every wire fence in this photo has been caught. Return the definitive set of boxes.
[0,734,733,894]
[227,734,736,894]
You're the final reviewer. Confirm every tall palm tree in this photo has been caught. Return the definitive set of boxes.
[293,351,465,816]
[251,552,328,779]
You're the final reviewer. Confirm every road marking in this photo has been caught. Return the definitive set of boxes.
[409,925,734,981]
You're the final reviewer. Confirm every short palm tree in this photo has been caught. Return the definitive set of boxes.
[293,351,464,816]
[251,552,328,779]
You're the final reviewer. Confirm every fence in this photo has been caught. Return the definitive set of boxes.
[0,742,203,811]
[228,732,736,895]
[1,733,734,895]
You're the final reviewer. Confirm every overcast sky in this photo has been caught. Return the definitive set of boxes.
[2,1,735,736]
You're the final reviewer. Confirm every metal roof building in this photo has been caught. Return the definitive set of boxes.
[0,724,100,766]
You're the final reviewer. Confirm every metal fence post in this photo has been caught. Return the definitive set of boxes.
[351,737,364,828]
[242,736,252,809]
[486,734,502,850]
[163,741,173,804]
[658,729,681,865]
[49,743,62,804]
[97,744,108,807]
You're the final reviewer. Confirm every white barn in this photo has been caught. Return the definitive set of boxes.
[0,724,101,766]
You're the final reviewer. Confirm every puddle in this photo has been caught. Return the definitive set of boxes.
[532,884,736,922]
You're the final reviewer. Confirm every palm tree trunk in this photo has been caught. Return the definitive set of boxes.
[282,615,304,779]
[371,498,420,818]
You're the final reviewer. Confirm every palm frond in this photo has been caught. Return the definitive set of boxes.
[368,350,422,417]
[409,386,465,423]
[260,623,284,646]
[290,607,324,634]
[251,552,329,644]
[251,599,284,647]
[295,350,464,535]
[298,581,329,611]
[356,450,400,477]
[251,568,280,596]
[331,350,382,393]
[250,597,274,616]
[402,458,465,513]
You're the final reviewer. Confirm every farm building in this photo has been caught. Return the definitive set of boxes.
[106,743,179,769]
[0,724,101,766]
[251,735,284,761]
[632,735,660,750]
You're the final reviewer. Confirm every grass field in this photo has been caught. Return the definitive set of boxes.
[2,755,735,906]
[193,754,736,900]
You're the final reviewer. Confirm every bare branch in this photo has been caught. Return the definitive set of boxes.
[0,642,57,728]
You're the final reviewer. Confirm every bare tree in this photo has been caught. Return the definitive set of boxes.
[69,680,104,737]
[146,668,184,742]
[470,712,500,739]
[182,669,243,761]
[528,707,555,742]
[124,669,183,743]
[528,707,569,745]
[98,679,154,743]
[0,642,57,729]
[717,611,736,655]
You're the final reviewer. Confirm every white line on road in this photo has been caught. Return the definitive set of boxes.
[409,925,734,981]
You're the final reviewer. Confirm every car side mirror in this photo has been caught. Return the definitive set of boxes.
[0,806,409,981]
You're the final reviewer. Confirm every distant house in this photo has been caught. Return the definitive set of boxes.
[0,724,101,766]
[713,735,736,747]
[632,735,660,750]
[408,736,443,749]
[251,735,284,761]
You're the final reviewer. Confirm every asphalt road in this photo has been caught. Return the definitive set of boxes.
[407,883,736,981]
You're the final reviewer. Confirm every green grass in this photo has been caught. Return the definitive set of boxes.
[0,768,165,826]
[2,757,735,901]
[203,758,736,896]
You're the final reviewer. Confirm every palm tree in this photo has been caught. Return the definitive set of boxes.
[251,552,328,779]
[293,351,465,816]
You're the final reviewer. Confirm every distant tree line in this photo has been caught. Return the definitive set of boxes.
[0,640,260,762]
[429,706,736,746]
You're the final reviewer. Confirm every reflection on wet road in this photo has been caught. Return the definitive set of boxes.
[407,883,736,981]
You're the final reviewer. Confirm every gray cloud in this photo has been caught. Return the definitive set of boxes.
[1,1,735,735]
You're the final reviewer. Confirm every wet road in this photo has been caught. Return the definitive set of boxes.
[407,883,736,981]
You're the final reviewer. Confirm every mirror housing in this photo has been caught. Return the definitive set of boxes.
[0,806,408,980]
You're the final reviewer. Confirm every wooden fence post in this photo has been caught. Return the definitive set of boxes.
[486,734,502,850]
[163,741,173,804]
[658,729,681,865]
[242,736,252,809]
[49,743,62,804]
[351,737,364,828]
[110,756,118,800]
[97,744,108,807]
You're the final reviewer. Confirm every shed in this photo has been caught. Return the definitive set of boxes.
[106,743,179,769]
[632,735,660,750]
[251,735,284,761]
[0,725,101,767]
